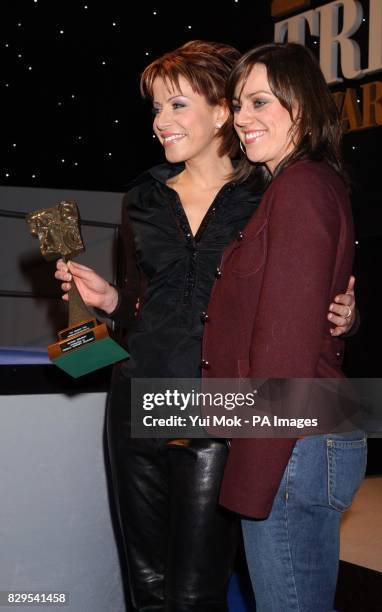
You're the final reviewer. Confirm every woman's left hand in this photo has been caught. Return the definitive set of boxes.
[328,275,356,336]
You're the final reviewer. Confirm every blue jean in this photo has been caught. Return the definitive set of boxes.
[242,431,367,612]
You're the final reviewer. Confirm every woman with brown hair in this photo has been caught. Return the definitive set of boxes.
[56,41,356,611]
[202,42,366,611]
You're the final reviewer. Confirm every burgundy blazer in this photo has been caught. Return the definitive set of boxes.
[202,160,355,519]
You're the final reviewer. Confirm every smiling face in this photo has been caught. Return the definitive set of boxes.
[152,76,227,164]
[232,63,298,174]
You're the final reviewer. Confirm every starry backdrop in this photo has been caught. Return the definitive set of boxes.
[1,0,381,386]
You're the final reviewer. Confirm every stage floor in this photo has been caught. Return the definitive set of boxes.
[340,475,382,572]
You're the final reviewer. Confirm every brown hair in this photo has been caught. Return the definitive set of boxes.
[140,40,241,158]
[227,42,346,184]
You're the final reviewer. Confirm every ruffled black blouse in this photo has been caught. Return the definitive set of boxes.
[110,163,261,378]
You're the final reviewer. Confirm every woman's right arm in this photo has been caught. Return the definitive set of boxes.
[55,259,119,313]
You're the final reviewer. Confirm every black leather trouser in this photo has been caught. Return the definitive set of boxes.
[107,375,239,612]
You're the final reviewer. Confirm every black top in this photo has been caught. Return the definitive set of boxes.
[110,162,261,378]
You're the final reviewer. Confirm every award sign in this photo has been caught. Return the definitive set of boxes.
[26,201,129,377]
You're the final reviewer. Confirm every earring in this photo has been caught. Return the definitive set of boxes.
[239,141,246,155]
[216,123,222,129]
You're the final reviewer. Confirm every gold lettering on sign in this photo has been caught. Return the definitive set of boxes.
[333,89,362,132]
[332,82,382,132]
[361,81,382,128]
[271,0,311,19]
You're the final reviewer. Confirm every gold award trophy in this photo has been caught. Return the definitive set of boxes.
[26,201,129,377]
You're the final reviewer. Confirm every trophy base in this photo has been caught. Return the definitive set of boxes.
[48,319,129,378]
